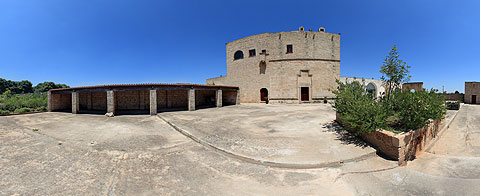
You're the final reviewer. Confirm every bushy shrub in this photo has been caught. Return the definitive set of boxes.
[0,93,47,114]
[14,107,31,113]
[331,79,387,134]
[331,80,446,134]
[386,89,446,132]
[0,110,10,115]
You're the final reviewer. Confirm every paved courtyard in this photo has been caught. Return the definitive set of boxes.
[1,104,480,195]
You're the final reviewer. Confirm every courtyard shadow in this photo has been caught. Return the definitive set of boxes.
[322,121,370,148]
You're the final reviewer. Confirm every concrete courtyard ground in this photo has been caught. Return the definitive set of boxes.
[1,104,479,195]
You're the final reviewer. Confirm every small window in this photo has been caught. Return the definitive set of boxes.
[261,49,266,54]
[286,45,293,54]
[234,50,244,60]
[249,49,256,57]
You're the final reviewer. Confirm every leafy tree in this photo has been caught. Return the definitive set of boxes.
[380,45,411,101]
[33,82,69,93]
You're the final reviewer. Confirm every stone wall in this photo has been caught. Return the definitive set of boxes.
[115,90,149,110]
[51,94,71,111]
[206,28,340,103]
[361,119,442,165]
[79,92,107,111]
[402,82,423,92]
[443,93,464,102]
[465,82,480,104]
[156,90,188,109]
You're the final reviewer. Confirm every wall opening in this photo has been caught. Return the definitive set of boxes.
[234,50,244,60]
[260,88,268,102]
[472,95,477,104]
[157,90,189,112]
[222,90,237,106]
[249,49,256,57]
[115,90,150,115]
[301,87,309,101]
[286,45,293,53]
[366,83,376,96]
[195,90,216,109]
[79,92,107,114]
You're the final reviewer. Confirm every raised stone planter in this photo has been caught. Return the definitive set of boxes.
[336,113,443,165]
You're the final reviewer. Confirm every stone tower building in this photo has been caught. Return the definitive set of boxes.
[207,27,341,103]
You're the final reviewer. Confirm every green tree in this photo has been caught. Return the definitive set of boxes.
[33,82,70,93]
[380,45,411,101]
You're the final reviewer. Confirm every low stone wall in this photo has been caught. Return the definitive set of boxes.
[336,113,443,165]
[361,119,442,165]
[443,93,464,102]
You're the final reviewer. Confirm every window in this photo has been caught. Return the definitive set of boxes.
[234,50,244,60]
[261,49,266,54]
[286,45,293,54]
[249,49,256,57]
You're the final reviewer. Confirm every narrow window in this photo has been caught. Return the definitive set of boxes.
[261,49,266,54]
[234,50,244,60]
[286,45,293,54]
[249,49,256,57]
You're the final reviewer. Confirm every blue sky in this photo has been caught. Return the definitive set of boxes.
[0,0,478,92]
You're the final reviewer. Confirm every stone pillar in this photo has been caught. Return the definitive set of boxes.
[107,90,115,115]
[188,89,195,111]
[216,89,222,107]
[72,91,79,114]
[236,89,241,105]
[47,91,52,112]
[150,90,157,115]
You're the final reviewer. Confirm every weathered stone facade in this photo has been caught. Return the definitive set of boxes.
[465,82,480,104]
[339,77,385,98]
[207,27,340,103]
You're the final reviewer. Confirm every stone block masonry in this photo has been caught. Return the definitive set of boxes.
[48,84,239,115]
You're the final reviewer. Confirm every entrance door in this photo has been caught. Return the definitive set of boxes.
[472,95,477,104]
[301,87,309,101]
[260,88,268,102]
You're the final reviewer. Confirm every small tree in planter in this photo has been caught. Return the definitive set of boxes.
[324,96,328,103]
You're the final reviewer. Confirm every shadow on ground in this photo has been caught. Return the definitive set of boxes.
[322,120,369,148]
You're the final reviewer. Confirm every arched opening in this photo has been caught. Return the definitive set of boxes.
[366,83,376,96]
[260,88,268,102]
[234,50,244,60]
[410,89,416,93]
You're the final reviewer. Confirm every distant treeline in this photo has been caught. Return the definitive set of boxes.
[0,78,70,94]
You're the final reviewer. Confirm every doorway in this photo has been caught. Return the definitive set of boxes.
[472,95,477,104]
[260,88,268,102]
[301,87,309,101]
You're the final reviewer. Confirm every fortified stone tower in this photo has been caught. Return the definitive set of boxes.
[207,27,340,103]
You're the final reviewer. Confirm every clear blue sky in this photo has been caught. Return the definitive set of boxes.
[0,0,478,92]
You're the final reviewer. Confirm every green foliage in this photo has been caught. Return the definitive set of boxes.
[380,45,411,101]
[33,82,70,93]
[332,81,446,134]
[0,93,47,114]
[386,89,446,132]
[0,78,69,94]
[331,79,387,134]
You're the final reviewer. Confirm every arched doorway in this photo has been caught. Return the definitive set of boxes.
[260,88,268,102]
[366,83,376,96]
